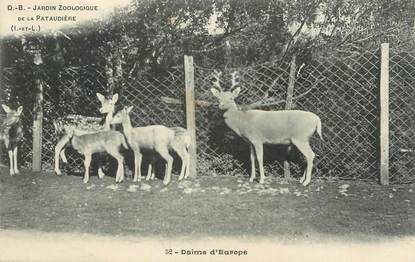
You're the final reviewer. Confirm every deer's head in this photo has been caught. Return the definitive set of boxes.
[97,93,118,114]
[111,106,133,125]
[1,105,23,126]
[210,70,241,110]
[210,87,241,110]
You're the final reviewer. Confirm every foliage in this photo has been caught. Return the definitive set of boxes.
[1,0,414,71]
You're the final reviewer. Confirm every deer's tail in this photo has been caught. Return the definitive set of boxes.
[316,117,324,141]
[184,131,191,151]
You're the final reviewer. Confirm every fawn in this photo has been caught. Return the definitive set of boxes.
[67,128,128,183]
[145,127,191,181]
[53,93,118,177]
[110,106,175,185]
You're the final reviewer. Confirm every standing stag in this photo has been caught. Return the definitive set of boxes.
[53,93,118,177]
[110,106,175,185]
[210,71,323,186]
[0,105,23,175]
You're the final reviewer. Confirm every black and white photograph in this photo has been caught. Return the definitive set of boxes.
[0,0,414,261]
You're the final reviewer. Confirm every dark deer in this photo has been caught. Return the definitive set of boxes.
[0,105,23,175]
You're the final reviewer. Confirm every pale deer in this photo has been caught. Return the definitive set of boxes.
[53,93,118,177]
[145,127,191,181]
[210,72,323,186]
[0,105,23,175]
[67,128,128,183]
[110,106,175,185]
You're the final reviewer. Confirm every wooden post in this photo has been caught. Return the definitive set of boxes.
[184,55,197,178]
[114,49,123,93]
[379,43,389,185]
[32,76,43,172]
[105,56,114,96]
[283,54,297,180]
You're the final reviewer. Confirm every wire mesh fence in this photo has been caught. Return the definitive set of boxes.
[1,43,414,184]
[0,67,34,169]
[41,65,186,174]
[42,64,108,171]
[389,49,415,184]
[194,50,380,181]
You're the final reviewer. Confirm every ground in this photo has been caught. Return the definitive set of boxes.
[0,166,414,242]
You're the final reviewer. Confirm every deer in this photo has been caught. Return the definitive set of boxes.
[110,106,175,185]
[53,93,118,178]
[67,128,128,183]
[145,126,191,181]
[0,105,24,176]
[210,71,323,186]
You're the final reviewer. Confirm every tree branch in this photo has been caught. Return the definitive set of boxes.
[242,78,323,110]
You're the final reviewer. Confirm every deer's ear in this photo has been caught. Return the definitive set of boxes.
[96,93,105,103]
[232,86,241,98]
[1,104,11,114]
[112,93,119,103]
[16,106,23,115]
[210,88,220,98]
[126,106,133,114]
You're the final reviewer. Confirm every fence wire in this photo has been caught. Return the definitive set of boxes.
[1,45,414,184]
[389,50,415,184]
[1,67,34,169]
[194,50,380,180]
[41,65,186,175]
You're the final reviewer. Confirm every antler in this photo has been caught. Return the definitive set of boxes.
[212,70,223,91]
[230,71,240,90]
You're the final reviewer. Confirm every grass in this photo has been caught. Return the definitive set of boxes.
[0,166,414,241]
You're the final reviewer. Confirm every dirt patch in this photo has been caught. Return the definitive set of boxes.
[0,167,414,240]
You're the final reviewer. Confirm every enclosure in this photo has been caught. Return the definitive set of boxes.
[1,42,414,185]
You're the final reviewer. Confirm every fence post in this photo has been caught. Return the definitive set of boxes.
[32,61,43,172]
[114,49,123,93]
[379,43,390,185]
[283,54,297,180]
[105,56,114,96]
[184,55,197,178]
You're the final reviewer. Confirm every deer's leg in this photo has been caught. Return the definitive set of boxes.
[300,170,306,184]
[8,149,14,175]
[98,168,105,179]
[156,146,173,186]
[183,149,190,179]
[59,149,68,163]
[253,142,264,184]
[146,156,154,181]
[54,134,71,175]
[13,146,19,175]
[83,153,92,184]
[150,160,156,180]
[175,146,187,181]
[249,144,256,182]
[133,149,142,182]
[292,140,315,187]
[97,154,105,179]
[146,163,152,181]
[108,149,124,183]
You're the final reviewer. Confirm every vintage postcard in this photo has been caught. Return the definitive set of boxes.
[0,0,414,261]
